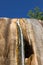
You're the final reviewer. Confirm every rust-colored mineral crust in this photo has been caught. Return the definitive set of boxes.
[0,18,43,65]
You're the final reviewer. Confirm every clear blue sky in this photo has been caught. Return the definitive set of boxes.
[0,0,43,18]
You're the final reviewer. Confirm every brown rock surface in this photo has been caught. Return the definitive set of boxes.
[0,18,43,65]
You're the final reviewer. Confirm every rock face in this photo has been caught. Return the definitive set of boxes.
[0,18,43,65]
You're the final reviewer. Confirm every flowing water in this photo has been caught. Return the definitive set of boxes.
[16,19,25,65]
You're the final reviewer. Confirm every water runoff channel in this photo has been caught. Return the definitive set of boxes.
[16,20,25,65]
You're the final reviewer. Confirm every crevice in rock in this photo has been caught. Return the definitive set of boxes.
[23,38,34,58]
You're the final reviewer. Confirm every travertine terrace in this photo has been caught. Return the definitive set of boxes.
[0,18,43,65]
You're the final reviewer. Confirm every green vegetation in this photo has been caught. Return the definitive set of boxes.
[27,7,43,20]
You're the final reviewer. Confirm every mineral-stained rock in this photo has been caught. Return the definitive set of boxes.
[0,18,43,65]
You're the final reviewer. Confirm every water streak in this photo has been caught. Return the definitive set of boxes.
[16,19,25,65]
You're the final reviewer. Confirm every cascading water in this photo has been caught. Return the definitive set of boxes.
[16,19,25,65]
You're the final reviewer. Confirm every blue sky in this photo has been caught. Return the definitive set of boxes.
[0,0,43,18]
